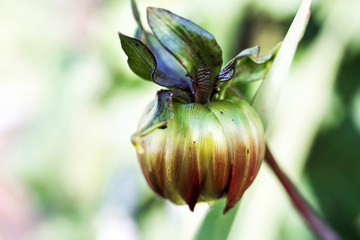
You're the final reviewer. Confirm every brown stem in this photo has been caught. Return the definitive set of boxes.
[265,146,339,240]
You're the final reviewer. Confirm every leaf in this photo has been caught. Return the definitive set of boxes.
[131,90,174,154]
[119,33,191,91]
[194,199,239,240]
[218,43,281,84]
[147,7,223,103]
[251,0,312,132]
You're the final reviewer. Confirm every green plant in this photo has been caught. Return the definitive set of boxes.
[119,0,338,239]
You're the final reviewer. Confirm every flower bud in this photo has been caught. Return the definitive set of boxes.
[132,98,265,213]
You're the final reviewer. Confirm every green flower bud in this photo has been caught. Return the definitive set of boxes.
[133,98,265,213]
[120,0,279,213]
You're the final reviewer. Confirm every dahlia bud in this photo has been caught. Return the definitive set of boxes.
[120,0,280,213]
[133,97,265,213]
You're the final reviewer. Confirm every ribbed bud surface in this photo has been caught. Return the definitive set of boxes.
[134,98,265,213]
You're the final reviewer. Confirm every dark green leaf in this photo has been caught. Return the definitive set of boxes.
[194,199,239,240]
[119,33,191,92]
[147,7,223,103]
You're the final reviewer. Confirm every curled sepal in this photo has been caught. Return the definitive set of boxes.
[217,46,260,82]
[119,33,191,91]
[131,90,174,154]
[218,43,281,84]
[147,7,223,104]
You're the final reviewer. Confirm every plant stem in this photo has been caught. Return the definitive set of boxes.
[265,146,339,240]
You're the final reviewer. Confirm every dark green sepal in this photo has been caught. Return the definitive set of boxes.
[119,33,191,91]
[218,43,281,84]
[119,33,155,81]
[131,90,175,154]
[147,7,223,103]
[131,0,191,88]
[143,32,191,85]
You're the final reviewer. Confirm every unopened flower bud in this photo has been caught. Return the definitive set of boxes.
[120,0,278,213]
[133,98,265,213]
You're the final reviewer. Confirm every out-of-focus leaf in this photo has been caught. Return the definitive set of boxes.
[147,7,223,103]
[305,50,360,240]
[218,43,280,84]
[251,0,311,132]
[194,199,239,240]
[119,33,191,91]
[306,119,360,239]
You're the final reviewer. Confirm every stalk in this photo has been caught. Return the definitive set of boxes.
[265,146,339,240]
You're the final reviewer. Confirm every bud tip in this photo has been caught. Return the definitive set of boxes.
[188,203,196,212]
[223,206,231,214]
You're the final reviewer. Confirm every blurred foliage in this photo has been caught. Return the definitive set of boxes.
[0,0,359,239]
[305,49,360,239]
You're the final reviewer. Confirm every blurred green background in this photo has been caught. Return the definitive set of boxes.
[0,0,359,239]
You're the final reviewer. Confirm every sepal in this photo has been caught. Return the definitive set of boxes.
[147,7,223,103]
[218,43,281,84]
[119,33,156,81]
[119,33,191,91]
[131,90,175,154]
[131,0,191,84]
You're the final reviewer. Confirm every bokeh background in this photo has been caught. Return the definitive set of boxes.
[1,0,359,239]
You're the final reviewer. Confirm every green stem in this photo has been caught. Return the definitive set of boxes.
[265,146,339,240]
